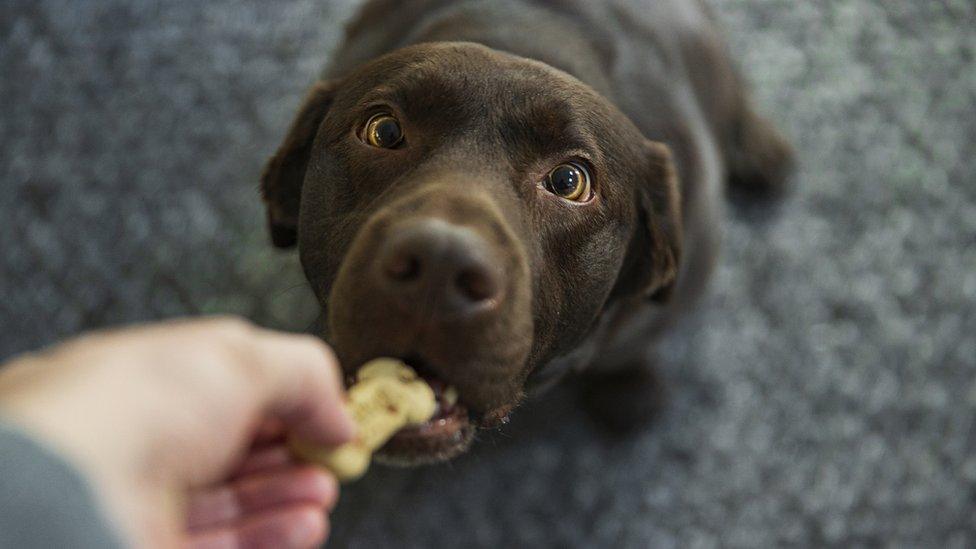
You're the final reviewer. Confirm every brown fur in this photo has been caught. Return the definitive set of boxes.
[261,0,792,459]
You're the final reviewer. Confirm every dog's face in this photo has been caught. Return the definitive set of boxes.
[262,42,680,463]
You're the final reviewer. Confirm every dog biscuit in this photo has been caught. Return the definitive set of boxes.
[290,358,436,481]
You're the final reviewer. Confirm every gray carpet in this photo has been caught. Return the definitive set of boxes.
[1,1,974,547]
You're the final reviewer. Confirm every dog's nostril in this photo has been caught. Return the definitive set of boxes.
[455,267,498,302]
[385,252,421,282]
[375,218,504,317]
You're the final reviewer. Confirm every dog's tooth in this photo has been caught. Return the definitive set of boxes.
[443,386,459,407]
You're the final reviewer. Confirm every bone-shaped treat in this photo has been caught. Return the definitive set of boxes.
[289,358,436,481]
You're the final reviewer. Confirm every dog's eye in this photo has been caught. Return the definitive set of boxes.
[363,113,404,148]
[545,162,591,202]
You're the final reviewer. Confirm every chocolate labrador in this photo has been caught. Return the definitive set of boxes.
[261,0,792,464]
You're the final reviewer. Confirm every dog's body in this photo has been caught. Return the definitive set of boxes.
[263,0,791,461]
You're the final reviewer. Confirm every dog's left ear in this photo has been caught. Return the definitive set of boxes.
[261,80,338,248]
[618,141,683,302]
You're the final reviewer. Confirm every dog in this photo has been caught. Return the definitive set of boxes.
[261,0,792,464]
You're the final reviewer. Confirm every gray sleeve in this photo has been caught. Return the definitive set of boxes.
[0,423,127,549]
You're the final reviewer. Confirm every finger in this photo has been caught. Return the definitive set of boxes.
[171,318,354,447]
[233,328,355,447]
[231,445,294,479]
[186,466,338,531]
[184,506,328,549]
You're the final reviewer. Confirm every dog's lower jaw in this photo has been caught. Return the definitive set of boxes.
[374,422,477,466]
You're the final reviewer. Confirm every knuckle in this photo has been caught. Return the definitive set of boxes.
[196,322,259,371]
[297,333,332,355]
[204,316,257,343]
[210,315,253,332]
[296,335,341,372]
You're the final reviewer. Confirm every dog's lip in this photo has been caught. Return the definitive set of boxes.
[344,357,513,457]
[377,362,476,459]
[387,403,469,442]
[396,373,471,435]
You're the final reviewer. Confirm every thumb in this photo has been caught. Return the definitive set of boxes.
[243,330,355,447]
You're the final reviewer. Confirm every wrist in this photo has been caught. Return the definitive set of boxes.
[0,356,167,548]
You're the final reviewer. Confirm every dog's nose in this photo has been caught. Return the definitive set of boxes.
[376,218,502,319]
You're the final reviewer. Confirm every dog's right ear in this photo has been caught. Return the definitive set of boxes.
[261,80,338,248]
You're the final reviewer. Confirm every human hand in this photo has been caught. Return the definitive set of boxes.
[0,317,355,549]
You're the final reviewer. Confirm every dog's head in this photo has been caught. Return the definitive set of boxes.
[262,42,680,463]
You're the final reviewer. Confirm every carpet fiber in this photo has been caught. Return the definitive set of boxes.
[1,1,974,547]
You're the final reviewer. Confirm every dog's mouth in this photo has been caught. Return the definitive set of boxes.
[344,357,510,464]
[379,374,475,463]
[345,358,475,464]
